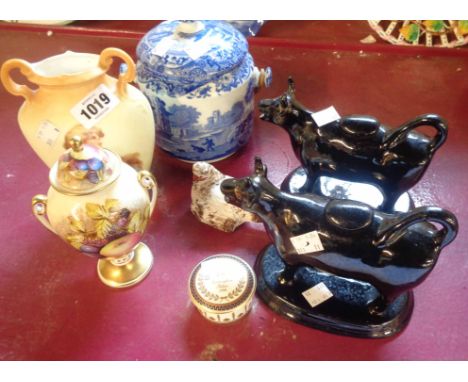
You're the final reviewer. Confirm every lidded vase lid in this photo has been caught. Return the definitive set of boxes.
[136,20,248,88]
[50,135,121,195]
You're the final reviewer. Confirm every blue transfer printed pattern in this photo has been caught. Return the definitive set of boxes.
[244,77,255,104]
[151,97,254,162]
[136,20,252,99]
[137,54,254,99]
[136,20,258,161]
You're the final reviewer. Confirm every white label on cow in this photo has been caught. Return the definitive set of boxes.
[70,84,120,129]
[36,120,60,147]
[312,106,341,127]
[302,282,333,308]
[290,230,324,255]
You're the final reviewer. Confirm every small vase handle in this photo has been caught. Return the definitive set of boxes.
[32,194,56,233]
[382,114,448,155]
[254,66,272,89]
[98,47,136,98]
[1,58,35,101]
[138,171,158,216]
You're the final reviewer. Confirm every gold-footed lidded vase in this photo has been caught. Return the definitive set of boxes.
[32,136,158,288]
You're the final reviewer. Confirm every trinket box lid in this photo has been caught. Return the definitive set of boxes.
[188,254,256,324]
[50,135,121,195]
[137,20,248,88]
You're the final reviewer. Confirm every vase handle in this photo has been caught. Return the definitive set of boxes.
[138,171,158,216]
[1,58,35,101]
[32,195,56,233]
[254,66,272,89]
[98,47,136,98]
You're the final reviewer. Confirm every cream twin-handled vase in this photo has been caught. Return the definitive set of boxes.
[31,136,158,288]
[1,48,155,171]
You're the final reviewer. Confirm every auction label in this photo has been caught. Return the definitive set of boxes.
[312,106,341,127]
[290,230,324,255]
[302,282,333,308]
[36,120,60,147]
[70,84,120,128]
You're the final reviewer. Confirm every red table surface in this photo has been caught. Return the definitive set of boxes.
[0,23,467,361]
[0,20,382,46]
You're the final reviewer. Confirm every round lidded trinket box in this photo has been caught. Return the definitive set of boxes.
[188,254,256,323]
[136,20,272,162]
[32,136,158,288]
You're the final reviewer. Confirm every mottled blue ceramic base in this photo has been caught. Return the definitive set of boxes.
[255,244,414,338]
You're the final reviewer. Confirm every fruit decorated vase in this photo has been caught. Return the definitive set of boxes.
[136,20,272,162]
[1,48,155,171]
[32,136,158,288]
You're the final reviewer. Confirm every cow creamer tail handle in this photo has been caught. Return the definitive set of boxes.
[382,114,448,155]
[374,206,458,250]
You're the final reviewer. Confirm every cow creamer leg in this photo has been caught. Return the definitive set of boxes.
[298,171,316,193]
[305,157,336,189]
[368,288,404,316]
[374,181,402,212]
[277,264,296,287]
[368,295,390,316]
[281,166,315,194]
[380,190,402,213]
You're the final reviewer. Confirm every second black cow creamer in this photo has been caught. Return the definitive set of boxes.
[221,158,458,337]
[259,78,448,212]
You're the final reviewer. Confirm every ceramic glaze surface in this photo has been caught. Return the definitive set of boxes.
[259,78,448,212]
[31,140,158,288]
[221,158,458,313]
[1,48,155,170]
[47,164,151,258]
[191,162,258,232]
[137,20,249,97]
[136,20,271,162]
[188,254,256,323]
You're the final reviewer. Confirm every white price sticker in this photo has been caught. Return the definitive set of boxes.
[290,231,324,255]
[312,106,341,127]
[302,282,333,308]
[184,36,213,61]
[36,120,60,147]
[70,84,120,129]
[151,37,173,57]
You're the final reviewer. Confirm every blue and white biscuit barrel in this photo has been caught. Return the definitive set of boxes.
[136,20,271,162]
